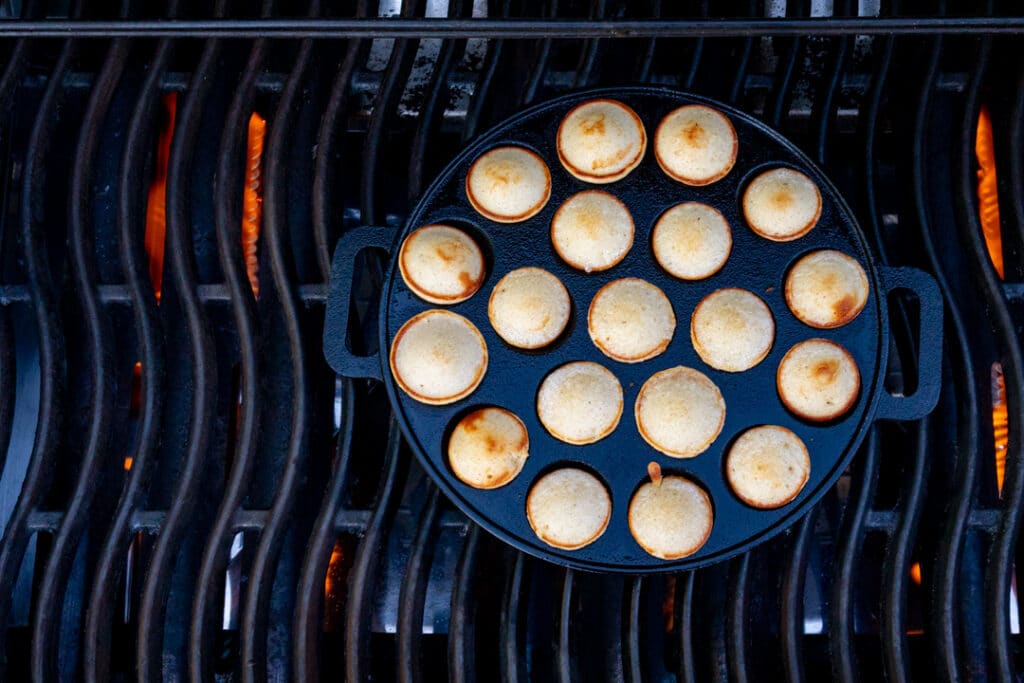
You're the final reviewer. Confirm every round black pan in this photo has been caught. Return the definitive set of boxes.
[323,86,943,574]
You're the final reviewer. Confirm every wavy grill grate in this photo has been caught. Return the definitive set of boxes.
[0,0,1021,680]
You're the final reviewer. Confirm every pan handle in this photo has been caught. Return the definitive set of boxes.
[875,266,944,421]
[323,226,397,380]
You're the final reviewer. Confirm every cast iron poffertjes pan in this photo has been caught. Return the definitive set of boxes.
[323,86,944,574]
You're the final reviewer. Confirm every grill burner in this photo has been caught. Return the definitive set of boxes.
[0,1,1022,681]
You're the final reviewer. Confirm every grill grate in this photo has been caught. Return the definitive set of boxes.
[0,0,1022,681]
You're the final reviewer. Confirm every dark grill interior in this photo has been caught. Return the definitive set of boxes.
[0,1,1022,681]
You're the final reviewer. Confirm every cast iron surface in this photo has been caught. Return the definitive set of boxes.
[325,86,943,573]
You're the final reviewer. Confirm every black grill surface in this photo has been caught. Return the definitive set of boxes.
[0,1,1022,681]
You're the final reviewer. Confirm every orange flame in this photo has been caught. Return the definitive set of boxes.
[133,94,175,466]
[976,107,1009,495]
[323,540,347,631]
[124,360,144,471]
[662,575,676,632]
[242,113,265,299]
[992,362,1008,495]
[907,561,924,634]
[144,94,177,303]
[975,106,1003,279]
[129,361,142,414]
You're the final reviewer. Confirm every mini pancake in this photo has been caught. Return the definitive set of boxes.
[389,310,488,406]
[628,464,713,559]
[726,425,810,509]
[651,202,732,281]
[557,99,647,184]
[785,250,870,329]
[398,224,486,304]
[448,407,529,490]
[488,267,571,349]
[742,167,822,242]
[588,278,676,363]
[776,339,860,422]
[536,361,623,445]
[690,288,775,372]
[550,190,634,272]
[527,468,611,550]
[466,146,551,223]
[654,104,738,186]
[635,366,725,458]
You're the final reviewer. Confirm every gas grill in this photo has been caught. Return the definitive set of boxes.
[0,1,1021,681]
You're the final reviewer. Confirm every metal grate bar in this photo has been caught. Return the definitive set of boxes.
[361,0,421,226]
[448,522,481,682]
[334,508,373,531]
[29,25,128,680]
[520,0,556,105]
[727,0,755,105]
[555,569,574,683]
[460,0,508,143]
[408,0,466,201]
[1005,62,1024,284]
[863,509,897,532]
[0,22,74,678]
[764,23,802,128]
[187,11,268,678]
[397,487,441,682]
[911,30,978,682]
[602,576,628,679]
[832,430,880,681]
[293,379,355,682]
[882,421,930,682]
[572,0,606,89]
[3,16,1024,38]
[311,0,367,280]
[238,10,318,680]
[682,0,707,90]
[860,25,894,258]
[726,555,750,682]
[0,0,33,497]
[344,423,406,682]
[702,566,730,680]
[3,283,327,305]
[499,550,527,682]
[135,11,223,678]
[623,576,643,683]
[25,511,62,531]
[812,8,850,165]
[675,571,696,683]
[7,66,958,109]
[780,513,815,682]
[631,0,657,84]
[83,30,172,683]
[999,55,1024,669]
